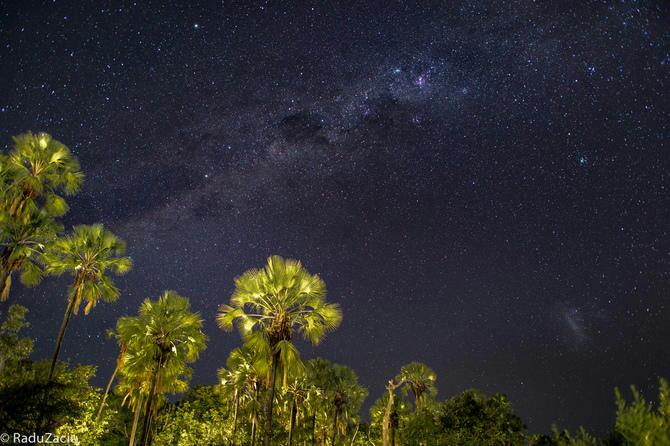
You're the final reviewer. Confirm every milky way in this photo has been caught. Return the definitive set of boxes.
[1,1,669,433]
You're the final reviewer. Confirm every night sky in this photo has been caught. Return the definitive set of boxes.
[2,0,669,435]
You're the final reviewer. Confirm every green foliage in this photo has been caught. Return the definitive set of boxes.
[53,367,117,446]
[153,386,232,446]
[0,304,33,374]
[613,378,670,446]
[97,394,135,446]
[550,379,670,446]
[402,404,443,446]
[438,389,526,446]
[0,360,109,439]
[547,426,598,446]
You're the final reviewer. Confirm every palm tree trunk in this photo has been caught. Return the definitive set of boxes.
[139,357,161,446]
[330,407,339,446]
[0,244,22,301]
[251,381,259,446]
[0,266,11,301]
[96,361,120,422]
[382,388,395,446]
[38,284,81,430]
[288,399,297,446]
[232,389,240,438]
[310,413,316,446]
[47,288,78,382]
[262,349,280,446]
[129,396,144,446]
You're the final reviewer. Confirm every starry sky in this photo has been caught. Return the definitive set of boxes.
[1,0,669,434]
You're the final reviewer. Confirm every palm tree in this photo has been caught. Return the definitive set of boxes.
[219,346,267,446]
[283,376,308,446]
[302,385,323,446]
[115,361,190,446]
[0,132,83,221]
[117,291,207,446]
[330,370,367,446]
[305,359,332,446]
[95,329,127,423]
[41,224,132,383]
[217,256,342,446]
[371,392,409,446]
[0,132,83,300]
[382,379,405,446]
[380,363,437,446]
[218,366,241,440]
[306,358,367,446]
[0,211,59,300]
[399,362,436,412]
[116,381,145,446]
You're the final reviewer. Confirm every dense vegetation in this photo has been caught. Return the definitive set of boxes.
[1,132,668,445]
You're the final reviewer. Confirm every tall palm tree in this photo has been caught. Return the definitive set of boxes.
[41,224,132,382]
[117,291,207,446]
[115,360,190,446]
[306,358,367,446]
[0,132,83,300]
[302,385,323,446]
[305,359,332,446]
[218,366,241,440]
[283,376,308,446]
[116,380,145,446]
[382,379,405,446]
[329,370,367,446]
[219,346,268,446]
[95,329,127,422]
[399,362,437,412]
[380,363,437,446]
[371,392,409,446]
[217,255,342,446]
